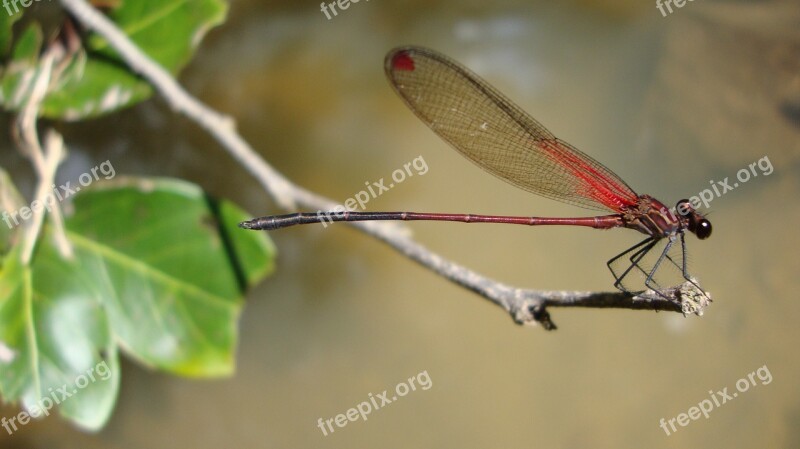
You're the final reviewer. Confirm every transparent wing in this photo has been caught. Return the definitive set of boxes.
[385,46,639,212]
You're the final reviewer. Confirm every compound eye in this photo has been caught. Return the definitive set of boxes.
[695,219,712,239]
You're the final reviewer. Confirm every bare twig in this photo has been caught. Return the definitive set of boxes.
[15,47,72,264]
[58,0,710,329]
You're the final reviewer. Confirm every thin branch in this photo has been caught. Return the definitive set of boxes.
[15,47,72,264]
[59,0,710,329]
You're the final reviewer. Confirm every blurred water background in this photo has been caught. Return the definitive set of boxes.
[1,0,798,447]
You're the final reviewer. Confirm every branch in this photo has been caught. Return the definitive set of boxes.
[59,0,711,329]
[15,45,72,264]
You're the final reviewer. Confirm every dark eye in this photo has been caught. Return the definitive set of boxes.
[695,219,712,239]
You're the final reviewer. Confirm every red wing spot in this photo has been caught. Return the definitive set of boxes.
[391,51,415,71]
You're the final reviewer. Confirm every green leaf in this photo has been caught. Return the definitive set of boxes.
[0,242,121,431]
[0,176,275,430]
[62,176,275,375]
[0,0,228,120]
[0,22,42,112]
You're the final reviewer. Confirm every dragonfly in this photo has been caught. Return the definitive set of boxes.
[241,46,712,298]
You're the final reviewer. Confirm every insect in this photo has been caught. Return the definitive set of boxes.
[241,46,711,297]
